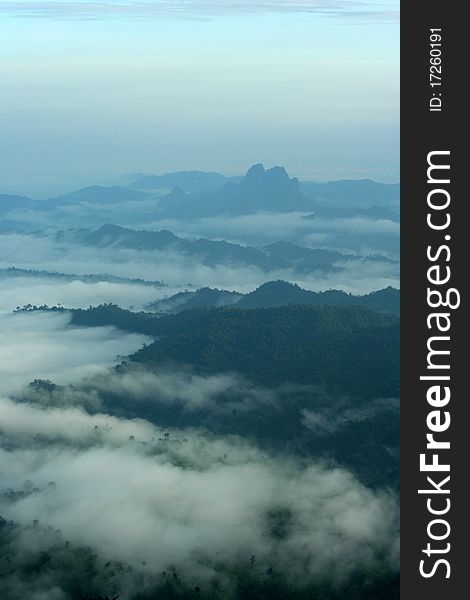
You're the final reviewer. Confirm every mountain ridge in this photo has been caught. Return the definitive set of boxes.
[82,223,352,274]
[147,280,400,315]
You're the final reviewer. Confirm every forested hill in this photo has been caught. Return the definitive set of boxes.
[147,280,400,316]
[130,305,399,395]
[31,303,399,396]
[238,281,399,313]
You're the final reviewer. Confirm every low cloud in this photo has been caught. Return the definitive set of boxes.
[0,276,165,312]
[87,368,276,413]
[0,1,398,23]
[0,291,399,598]
[0,396,399,598]
[302,397,399,435]
[0,230,399,295]
[0,311,150,395]
[144,211,399,248]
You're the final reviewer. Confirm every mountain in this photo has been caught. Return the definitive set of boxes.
[84,224,182,250]
[155,185,190,211]
[83,224,272,267]
[20,301,399,491]
[263,241,344,272]
[131,170,242,194]
[237,281,400,314]
[2,266,165,288]
[51,303,397,395]
[0,171,400,229]
[0,193,38,216]
[158,164,315,218]
[82,224,345,273]
[355,286,401,315]
[50,186,151,206]
[300,179,400,209]
[131,304,399,395]
[0,171,400,220]
[155,167,400,218]
[145,280,400,315]
[146,287,242,313]
[220,163,311,212]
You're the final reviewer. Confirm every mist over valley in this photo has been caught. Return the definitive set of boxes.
[0,165,400,600]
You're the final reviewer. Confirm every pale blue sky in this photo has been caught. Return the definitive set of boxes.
[0,1,399,196]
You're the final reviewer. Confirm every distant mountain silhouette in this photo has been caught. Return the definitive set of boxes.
[156,186,191,211]
[0,169,400,221]
[263,241,344,272]
[83,224,348,274]
[158,164,315,218]
[156,165,400,218]
[85,224,180,250]
[131,171,242,194]
[221,163,310,212]
[146,280,399,316]
[84,224,270,266]
[300,179,400,209]
[0,168,399,225]
[2,266,164,288]
[0,193,38,216]
[50,186,151,206]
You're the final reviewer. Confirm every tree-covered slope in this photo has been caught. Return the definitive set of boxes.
[20,302,399,396]
[130,305,398,395]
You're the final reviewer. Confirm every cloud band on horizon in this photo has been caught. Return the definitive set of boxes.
[0,0,399,22]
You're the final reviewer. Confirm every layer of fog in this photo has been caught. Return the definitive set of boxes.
[0,311,150,395]
[0,276,166,313]
[49,366,400,426]
[5,196,166,230]
[26,367,280,417]
[0,232,399,295]
[0,394,399,594]
[302,397,400,435]
[5,201,399,254]
[141,211,399,254]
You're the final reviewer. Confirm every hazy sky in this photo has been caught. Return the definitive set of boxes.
[0,1,399,196]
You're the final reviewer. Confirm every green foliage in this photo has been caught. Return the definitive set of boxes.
[128,305,399,396]
[16,303,400,488]
[238,281,399,315]
[0,516,398,600]
[7,302,400,598]
[46,302,399,396]
[147,281,399,316]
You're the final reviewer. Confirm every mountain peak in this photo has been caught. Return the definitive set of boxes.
[97,223,124,234]
[245,163,266,178]
[158,164,314,218]
[266,166,289,180]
